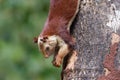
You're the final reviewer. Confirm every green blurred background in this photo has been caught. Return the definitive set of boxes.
[0,0,61,80]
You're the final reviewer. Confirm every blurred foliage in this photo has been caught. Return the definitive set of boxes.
[0,0,61,80]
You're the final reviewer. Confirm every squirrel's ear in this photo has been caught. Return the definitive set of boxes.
[34,37,38,43]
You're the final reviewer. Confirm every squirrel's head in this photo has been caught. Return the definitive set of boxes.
[35,35,58,58]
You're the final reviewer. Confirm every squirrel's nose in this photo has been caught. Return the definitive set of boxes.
[45,46,50,51]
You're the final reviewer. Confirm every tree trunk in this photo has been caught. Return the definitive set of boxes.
[62,0,120,80]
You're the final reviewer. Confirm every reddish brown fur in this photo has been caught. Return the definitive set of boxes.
[35,0,79,71]
[40,0,79,48]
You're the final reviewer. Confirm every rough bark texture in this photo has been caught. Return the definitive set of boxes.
[62,0,120,80]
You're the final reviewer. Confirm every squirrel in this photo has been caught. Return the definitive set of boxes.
[34,0,80,70]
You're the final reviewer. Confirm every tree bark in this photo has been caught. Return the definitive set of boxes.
[62,0,120,80]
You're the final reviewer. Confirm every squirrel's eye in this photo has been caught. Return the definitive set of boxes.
[43,37,48,40]
[40,39,46,43]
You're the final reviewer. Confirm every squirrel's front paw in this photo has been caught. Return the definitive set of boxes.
[52,57,62,67]
[64,64,74,73]
[64,50,77,73]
